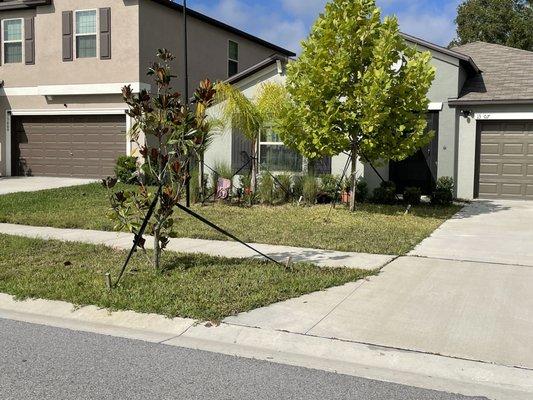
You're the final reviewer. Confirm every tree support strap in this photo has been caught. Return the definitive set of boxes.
[176,203,283,266]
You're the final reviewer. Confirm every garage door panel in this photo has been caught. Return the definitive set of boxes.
[481,143,500,154]
[12,115,126,179]
[480,163,499,175]
[502,163,524,176]
[478,120,533,200]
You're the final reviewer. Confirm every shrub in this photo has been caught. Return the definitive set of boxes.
[275,174,293,203]
[431,177,454,206]
[303,176,319,205]
[355,178,369,203]
[404,187,422,206]
[115,155,138,184]
[372,181,397,204]
[258,172,275,205]
[292,175,305,199]
[317,174,339,204]
[341,177,368,203]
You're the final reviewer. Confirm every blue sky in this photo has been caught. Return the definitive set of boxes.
[186,0,462,53]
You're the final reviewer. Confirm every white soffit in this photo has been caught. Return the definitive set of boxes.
[474,112,533,120]
[0,82,151,96]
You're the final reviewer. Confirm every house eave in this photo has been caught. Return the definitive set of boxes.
[0,0,52,10]
[148,0,296,57]
[448,98,533,107]
[225,55,288,85]
[401,32,481,74]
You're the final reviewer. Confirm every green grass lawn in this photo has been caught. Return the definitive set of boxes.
[0,183,461,255]
[0,234,372,321]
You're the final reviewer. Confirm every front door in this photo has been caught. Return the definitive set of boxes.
[389,112,439,194]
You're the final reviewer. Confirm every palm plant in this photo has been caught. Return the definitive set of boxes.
[215,82,286,196]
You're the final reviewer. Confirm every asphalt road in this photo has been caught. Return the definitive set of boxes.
[0,318,487,400]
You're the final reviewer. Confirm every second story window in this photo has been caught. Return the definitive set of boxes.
[2,19,23,64]
[228,40,239,77]
[75,10,97,58]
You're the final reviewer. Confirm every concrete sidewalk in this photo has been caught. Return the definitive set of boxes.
[0,223,394,270]
[226,256,533,370]
[410,200,533,267]
[1,293,531,400]
[0,177,95,195]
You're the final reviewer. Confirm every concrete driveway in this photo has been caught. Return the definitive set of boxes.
[226,200,533,371]
[410,200,533,267]
[0,177,96,195]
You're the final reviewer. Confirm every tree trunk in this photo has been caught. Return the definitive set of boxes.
[349,143,358,212]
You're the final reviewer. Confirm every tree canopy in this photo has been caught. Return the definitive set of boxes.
[278,0,435,210]
[451,0,533,50]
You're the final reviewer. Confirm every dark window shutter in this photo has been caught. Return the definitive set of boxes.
[99,8,111,60]
[25,17,35,65]
[62,11,73,62]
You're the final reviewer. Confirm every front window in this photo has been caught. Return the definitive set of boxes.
[259,127,303,172]
[228,40,239,77]
[75,10,97,58]
[3,19,23,64]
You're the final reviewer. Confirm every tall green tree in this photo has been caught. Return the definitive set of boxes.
[283,0,435,211]
[451,0,533,50]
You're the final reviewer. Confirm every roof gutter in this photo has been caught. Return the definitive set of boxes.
[448,98,533,107]
[225,55,288,85]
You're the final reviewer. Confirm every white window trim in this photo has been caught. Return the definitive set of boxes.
[2,18,24,64]
[5,109,130,177]
[258,127,303,173]
[74,9,98,59]
[228,39,239,76]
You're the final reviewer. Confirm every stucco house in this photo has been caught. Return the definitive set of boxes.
[207,34,533,201]
[0,0,294,179]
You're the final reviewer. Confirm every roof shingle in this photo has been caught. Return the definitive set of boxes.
[451,42,533,104]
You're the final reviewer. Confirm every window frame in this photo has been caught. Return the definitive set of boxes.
[2,18,24,64]
[258,126,303,173]
[228,39,239,77]
[74,8,98,59]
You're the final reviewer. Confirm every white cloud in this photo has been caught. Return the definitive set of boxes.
[280,0,328,19]
[189,0,461,53]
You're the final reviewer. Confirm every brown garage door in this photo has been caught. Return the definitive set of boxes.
[478,120,533,200]
[11,114,126,179]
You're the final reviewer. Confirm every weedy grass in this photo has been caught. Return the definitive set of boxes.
[0,234,373,322]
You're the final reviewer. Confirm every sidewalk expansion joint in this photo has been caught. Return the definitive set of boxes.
[408,254,533,269]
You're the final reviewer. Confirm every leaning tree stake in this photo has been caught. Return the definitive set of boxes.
[283,0,436,211]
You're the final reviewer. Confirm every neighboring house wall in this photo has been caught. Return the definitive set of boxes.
[205,62,285,181]
[138,1,277,98]
[0,0,141,176]
[1,0,292,177]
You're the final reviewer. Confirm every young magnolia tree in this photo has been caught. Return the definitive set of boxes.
[104,49,216,271]
[283,0,435,211]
